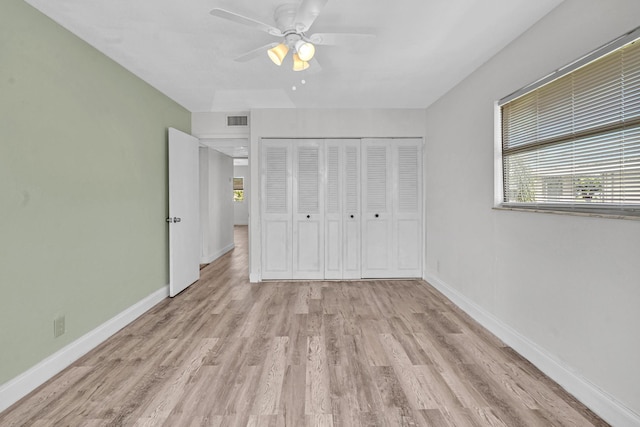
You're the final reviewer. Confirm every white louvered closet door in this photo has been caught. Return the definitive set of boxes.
[261,140,293,279]
[325,139,361,279]
[261,137,422,280]
[324,141,342,279]
[361,139,393,278]
[343,141,361,279]
[393,139,422,277]
[292,140,324,279]
[361,138,423,278]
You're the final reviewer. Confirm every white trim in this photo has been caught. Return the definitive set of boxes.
[249,273,261,283]
[493,101,504,207]
[0,286,169,413]
[200,242,234,265]
[422,273,640,427]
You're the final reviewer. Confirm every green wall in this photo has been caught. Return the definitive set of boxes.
[0,0,191,384]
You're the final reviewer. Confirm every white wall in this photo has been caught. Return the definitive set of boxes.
[199,147,234,263]
[192,112,250,137]
[233,164,249,225]
[424,1,640,424]
[249,108,427,282]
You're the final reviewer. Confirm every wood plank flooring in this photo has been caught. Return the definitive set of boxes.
[0,226,608,426]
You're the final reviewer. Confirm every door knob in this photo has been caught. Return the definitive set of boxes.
[350,214,354,219]
[375,214,379,218]
[306,214,311,219]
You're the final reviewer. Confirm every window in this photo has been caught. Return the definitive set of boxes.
[233,177,244,202]
[499,27,640,217]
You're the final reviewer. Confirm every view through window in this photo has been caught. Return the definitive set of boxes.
[499,28,640,216]
[233,177,244,202]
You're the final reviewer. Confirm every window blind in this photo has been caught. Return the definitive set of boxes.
[500,31,640,215]
[233,177,244,191]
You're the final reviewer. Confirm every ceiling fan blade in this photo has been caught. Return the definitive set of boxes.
[294,0,328,32]
[210,8,283,36]
[309,32,376,46]
[309,57,322,73]
[233,43,279,62]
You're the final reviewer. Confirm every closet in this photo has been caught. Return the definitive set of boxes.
[261,137,422,280]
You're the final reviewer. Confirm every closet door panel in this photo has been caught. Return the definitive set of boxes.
[396,219,421,270]
[325,139,361,279]
[342,141,361,279]
[264,220,290,273]
[361,139,393,278]
[295,221,322,274]
[363,220,391,274]
[261,140,292,279]
[393,140,422,276]
[325,219,342,277]
[293,140,324,279]
[343,219,360,276]
[324,143,342,279]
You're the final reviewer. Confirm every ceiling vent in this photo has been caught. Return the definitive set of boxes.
[227,115,248,127]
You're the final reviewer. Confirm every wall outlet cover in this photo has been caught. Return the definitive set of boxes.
[54,315,65,338]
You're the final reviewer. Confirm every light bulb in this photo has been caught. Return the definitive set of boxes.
[295,40,315,61]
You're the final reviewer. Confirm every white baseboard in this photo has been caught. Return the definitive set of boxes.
[200,242,235,265]
[0,286,169,414]
[422,272,640,427]
[249,273,260,283]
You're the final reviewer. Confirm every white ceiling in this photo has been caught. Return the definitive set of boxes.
[25,0,563,112]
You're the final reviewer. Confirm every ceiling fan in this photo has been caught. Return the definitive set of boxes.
[210,0,374,71]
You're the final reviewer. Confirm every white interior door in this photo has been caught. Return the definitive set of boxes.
[168,128,200,297]
[343,141,361,279]
[361,138,423,278]
[393,139,423,277]
[325,142,342,279]
[325,139,361,279]
[293,140,324,279]
[361,139,393,278]
[261,140,293,279]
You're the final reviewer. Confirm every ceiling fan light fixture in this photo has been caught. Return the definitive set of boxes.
[295,40,315,61]
[292,53,310,71]
[267,43,289,66]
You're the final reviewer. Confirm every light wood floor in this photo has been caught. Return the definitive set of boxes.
[0,226,607,426]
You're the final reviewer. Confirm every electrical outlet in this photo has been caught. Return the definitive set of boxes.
[54,315,65,338]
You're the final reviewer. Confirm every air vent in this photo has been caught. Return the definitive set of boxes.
[227,115,248,127]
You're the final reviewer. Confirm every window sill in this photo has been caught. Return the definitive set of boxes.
[493,205,640,221]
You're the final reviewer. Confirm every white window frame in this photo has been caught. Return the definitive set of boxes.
[495,26,640,219]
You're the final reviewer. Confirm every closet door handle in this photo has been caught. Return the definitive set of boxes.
[306,214,311,219]
[350,214,354,219]
[375,214,379,218]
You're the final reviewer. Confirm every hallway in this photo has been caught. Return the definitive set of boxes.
[0,226,606,426]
